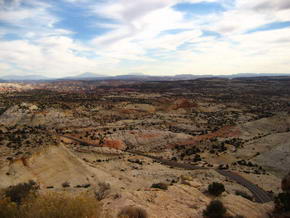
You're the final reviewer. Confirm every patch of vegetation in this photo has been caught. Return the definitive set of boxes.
[0,192,102,218]
[118,206,148,218]
[193,154,202,162]
[203,200,227,218]
[62,181,70,188]
[97,133,107,146]
[4,180,39,205]
[273,172,290,217]
[95,182,111,201]
[208,182,225,196]
[274,192,290,212]
[282,172,290,193]
[151,183,168,190]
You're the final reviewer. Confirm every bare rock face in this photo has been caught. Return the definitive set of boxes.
[282,172,290,193]
[109,130,194,152]
[253,132,290,177]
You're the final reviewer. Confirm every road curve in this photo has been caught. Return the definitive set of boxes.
[130,151,206,170]
[133,151,273,203]
[61,135,98,147]
[61,135,273,203]
[216,169,273,203]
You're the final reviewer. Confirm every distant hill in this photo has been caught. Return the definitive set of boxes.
[62,72,108,80]
[1,73,290,82]
[60,74,215,81]
[229,73,288,78]
[1,74,49,81]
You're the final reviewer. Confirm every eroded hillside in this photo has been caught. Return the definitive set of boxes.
[1,77,290,217]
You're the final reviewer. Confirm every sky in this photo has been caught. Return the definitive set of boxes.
[0,0,290,78]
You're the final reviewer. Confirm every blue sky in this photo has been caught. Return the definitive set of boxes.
[0,0,290,77]
[173,2,225,15]
[247,21,290,33]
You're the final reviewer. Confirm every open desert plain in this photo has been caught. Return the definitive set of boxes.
[1,77,290,218]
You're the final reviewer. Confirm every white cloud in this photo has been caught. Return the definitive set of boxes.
[0,0,290,77]
[0,0,56,27]
[0,37,105,77]
[210,0,290,35]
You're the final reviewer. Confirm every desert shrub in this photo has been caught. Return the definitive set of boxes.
[203,200,227,218]
[272,171,290,217]
[274,192,290,212]
[151,183,168,190]
[193,154,202,162]
[118,206,148,218]
[4,180,39,205]
[208,182,225,196]
[282,172,290,193]
[0,192,102,218]
[62,181,70,188]
[95,182,111,201]
[97,133,106,145]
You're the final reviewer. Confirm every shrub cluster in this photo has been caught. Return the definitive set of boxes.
[0,180,103,218]
[118,206,148,218]
[4,180,39,205]
[273,172,290,217]
[203,200,226,218]
[208,182,225,196]
[0,191,102,218]
[62,181,70,188]
[95,182,111,201]
[151,183,168,190]
[274,192,290,213]
[203,200,245,218]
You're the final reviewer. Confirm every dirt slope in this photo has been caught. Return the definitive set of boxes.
[0,145,107,189]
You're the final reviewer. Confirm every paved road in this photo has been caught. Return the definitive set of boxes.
[61,135,273,203]
[130,151,206,170]
[61,135,98,146]
[216,169,273,203]
[132,151,273,203]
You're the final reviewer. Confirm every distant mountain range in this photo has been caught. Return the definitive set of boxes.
[1,74,49,81]
[1,72,290,82]
[62,72,107,80]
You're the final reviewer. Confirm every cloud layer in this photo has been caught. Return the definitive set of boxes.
[0,0,290,77]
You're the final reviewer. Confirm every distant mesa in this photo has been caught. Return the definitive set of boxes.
[1,73,290,82]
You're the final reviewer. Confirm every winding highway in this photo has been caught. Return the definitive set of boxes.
[61,135,273,203]
[216,169,273,203]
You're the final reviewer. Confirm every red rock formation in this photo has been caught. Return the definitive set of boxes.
[103,139,126,150]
